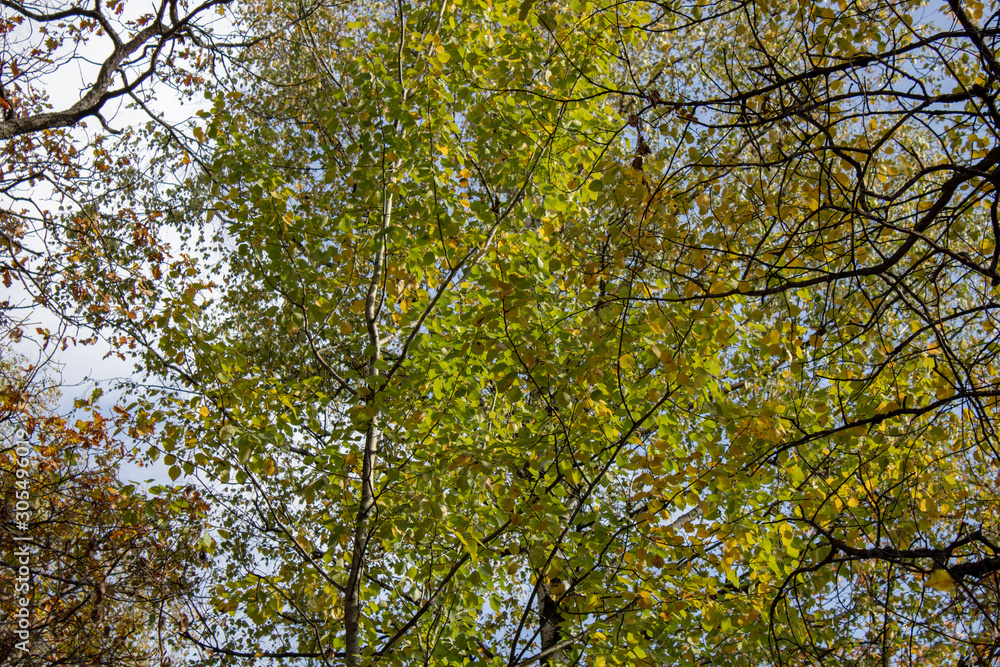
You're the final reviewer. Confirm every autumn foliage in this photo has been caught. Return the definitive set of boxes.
[4,0,1000,666]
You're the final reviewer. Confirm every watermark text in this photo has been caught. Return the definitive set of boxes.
[10,427,33,653]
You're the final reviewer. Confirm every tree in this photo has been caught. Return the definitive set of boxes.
[1,0,235,349]
[0,3,233,664]
[1,354,213,666]
[132,0,1000,665]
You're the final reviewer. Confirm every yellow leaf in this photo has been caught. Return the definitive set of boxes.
[919,498,941,519]
[345,452,358,466]
[925,569,956,592]
[199,405,209,417]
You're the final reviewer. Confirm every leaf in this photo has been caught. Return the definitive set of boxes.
[925,569,956,593]
[449,526,479,566]
[517,0,535,21]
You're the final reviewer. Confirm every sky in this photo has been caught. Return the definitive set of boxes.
[2,1,236,485]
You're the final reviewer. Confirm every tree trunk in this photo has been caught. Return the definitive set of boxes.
[344,420,378,666]
[344,162,391,666]
[538,577,566,667]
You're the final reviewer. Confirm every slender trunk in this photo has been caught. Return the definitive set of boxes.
[538,478,586,666]
[344,183,390,666]
[538,578,565,667]
[344,420,378,666]
[343,1,447,656]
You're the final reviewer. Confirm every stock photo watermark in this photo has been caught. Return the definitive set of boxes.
[9,426,33,654]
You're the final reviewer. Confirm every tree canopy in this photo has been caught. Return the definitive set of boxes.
[4,0,1000,665]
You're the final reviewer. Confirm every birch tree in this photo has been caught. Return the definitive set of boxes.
[138,0,1000,665]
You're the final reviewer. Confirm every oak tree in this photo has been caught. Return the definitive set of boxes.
[1,360,213,666]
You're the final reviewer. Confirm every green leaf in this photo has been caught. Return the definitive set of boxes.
[517,0,535,21]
